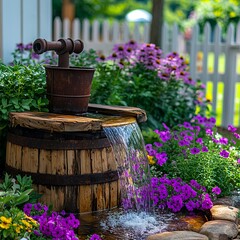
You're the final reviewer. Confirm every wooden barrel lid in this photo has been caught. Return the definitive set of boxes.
[9,104,146,132]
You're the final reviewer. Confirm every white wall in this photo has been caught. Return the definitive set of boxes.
[0,0,52,64]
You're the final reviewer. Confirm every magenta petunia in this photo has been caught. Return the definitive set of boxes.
[220,149,230,158]
[89,233,103,240]
[228,124,237,133]
[212,186,221,195]
[202,146,209,152]
[190,147,200,155]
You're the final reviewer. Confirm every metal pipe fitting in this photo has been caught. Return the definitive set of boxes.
[33,38,84,67]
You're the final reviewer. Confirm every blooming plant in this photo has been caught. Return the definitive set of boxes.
[0,174,40,240]
[91,41,211,130]
[0,207,39,239]
[145,115,240,196]
[23,203,80,240]
[149,175,220,212]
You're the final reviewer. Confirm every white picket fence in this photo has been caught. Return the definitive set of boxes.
[0,0,52,64]
[54,17,240,128]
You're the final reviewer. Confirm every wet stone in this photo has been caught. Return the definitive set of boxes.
[200,220,238,240]
[213,196,235,206]
[181,214,207,232]
[211,205,239,224]
[146,230,209,240]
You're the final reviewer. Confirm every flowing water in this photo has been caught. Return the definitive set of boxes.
[78,122,176,239]
[103,122,151,212]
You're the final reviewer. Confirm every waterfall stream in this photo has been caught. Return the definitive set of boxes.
[78,122,175,240]
[103,122,151,212]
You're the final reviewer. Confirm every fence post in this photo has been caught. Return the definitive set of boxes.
[0,0,52,64]
[0,0,21,64]
[222,23,236,127]
[161,22,169,55]
[212,24,222,114]
[189,24,199,81]
[201,22,211,89]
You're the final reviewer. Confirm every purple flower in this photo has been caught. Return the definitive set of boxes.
[228,124,237,133]
[24,43,33,50]
[189,179,201,190]
[219,137,228,145]
[237,159,240,164]
[162,123,170,130]
[190,147,200,155]
[209,117,216,124]
[66,230,78,240]
[145,144,152,151]
[220,149,230,158]
[31,52,40,60]
[159,131,172,142]
[201,195,213,210]
[202,146,209,152]
[34,203,43,211]
[183,122,192,128]
[90,234,102,240]
[172,182,182,192]
[148,149,157,156]
[17,43,25,52]
[196,138,203,144]
[206,128,213,136]
[234,133,240,139]
[178,139,190,147]
[23,203,32,215]
[167,195,183,212]
[185,200,195,211]
[158,184,168,200]
[181,184,195,200]
[52,226,64,238]
[212,186,221,195]
[154,142,163,147]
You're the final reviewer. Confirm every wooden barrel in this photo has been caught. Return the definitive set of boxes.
[5,111,140,213]
[6,107,146,213]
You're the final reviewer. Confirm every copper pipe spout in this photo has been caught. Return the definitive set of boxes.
[33,38,84,68]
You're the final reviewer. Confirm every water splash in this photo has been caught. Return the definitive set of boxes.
[103,122,151,211]
[100,210,175,240]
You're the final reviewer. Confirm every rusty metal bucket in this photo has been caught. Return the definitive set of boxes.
[46,66,95,114]
[33,38,95,114]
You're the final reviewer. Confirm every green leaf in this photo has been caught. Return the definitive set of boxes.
[10,98,18,106]
[1,98,7,107]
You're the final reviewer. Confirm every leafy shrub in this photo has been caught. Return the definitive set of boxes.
[90,41,211,130]
[0,174,40,239]
[145,116,240,196]
[0,63,47,168]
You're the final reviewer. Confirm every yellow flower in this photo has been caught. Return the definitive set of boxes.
[148,155,155,165]
[0,222,10,229]
[0,216,12,224]
[15,226,21,233]
[25,214,38,225]
[21,219,32,229]
[0,216,12,229]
